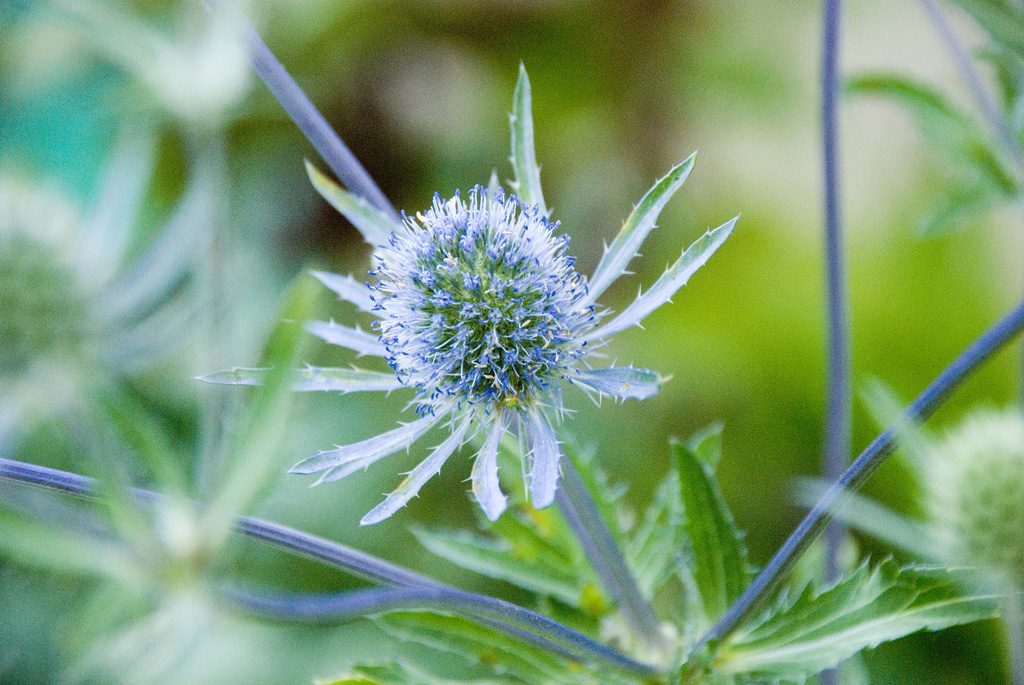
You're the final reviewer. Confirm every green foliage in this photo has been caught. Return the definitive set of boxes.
[412,526,588,607]
[203,274,321,542]
[674,428,751,625]
[306,160,403,245]
[949,0,1024,62]
[713,561,1002,680]
[846,74,1017,235]
[376,611,628,684]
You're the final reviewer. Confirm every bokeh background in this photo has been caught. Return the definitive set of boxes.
[1,0,1022,682]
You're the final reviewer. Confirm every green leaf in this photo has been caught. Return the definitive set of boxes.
[376,611,600,685]
[625,469,684,599]
[714,561,1003,679]
[674,432,750,624]
[509,64,547,217]
[306,160,403,246]
[0,509,145,585]
[412,527,586,607]
[949,0,1024,62]
[688,422,724,470]
[586,153,696,305]
[316,661,464,685]
[791,477,942,562]
[204,274,322,543]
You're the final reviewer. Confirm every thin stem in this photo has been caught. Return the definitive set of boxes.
[202,0,399,221]
[820,0,850,594]
[918,0,1024,179]
[556,457,665,648]
[225,585,660,677]
[0,458,659,677]
[697,296,1024,648]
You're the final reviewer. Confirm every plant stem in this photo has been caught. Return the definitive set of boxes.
[225,585,660,677]
[556,456,666,648]
[202,0,399,221]
[696,295,1024,648]
[0,457,659,677]
[820,0,850,593]
[820,0,848,674]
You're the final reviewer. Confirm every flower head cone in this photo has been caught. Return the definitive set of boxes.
[205,66,736,524]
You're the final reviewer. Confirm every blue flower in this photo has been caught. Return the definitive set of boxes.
[205,66,735,525]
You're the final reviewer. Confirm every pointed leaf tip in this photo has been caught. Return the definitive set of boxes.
[585,153,699,306]
[509,65,547,216]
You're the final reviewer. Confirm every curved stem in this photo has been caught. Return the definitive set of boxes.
[225,585,660,677]
[0,458,659,677]
[202,0,399,221]
[697,296,1024,648]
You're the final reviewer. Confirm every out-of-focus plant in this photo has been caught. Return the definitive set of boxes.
[847,0,1024,236]
[3,0,1024,684]
[0,275,316,682]
[0,129,214,451]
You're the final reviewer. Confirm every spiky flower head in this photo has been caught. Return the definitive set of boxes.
[0,177,93,378]
[204,66,736,525]
[375,187,595,411]
[926,408,1024,580]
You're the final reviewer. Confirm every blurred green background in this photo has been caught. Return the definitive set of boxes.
[1,0,1022,682]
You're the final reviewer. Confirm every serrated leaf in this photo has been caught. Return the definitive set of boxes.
[714,561,1003,678]
[306,160,403,247]
[586,218,736,341]
[509,64,547,217]
[413,527,586,606]
[586,153,696,305]
[376,611,590,684]
[196,366,402,393]
[674,435,750,624]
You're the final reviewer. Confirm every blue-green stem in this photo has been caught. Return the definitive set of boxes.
[697,295,1024,649]
[820,0,850,599]
[556,456,666,649]
[226,585,660,677]
[0,457,659,678]
[202,0,399,221]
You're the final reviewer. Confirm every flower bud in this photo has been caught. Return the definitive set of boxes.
[925,408,1024,579]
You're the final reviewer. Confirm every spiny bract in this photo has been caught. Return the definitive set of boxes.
[203,66,736,525]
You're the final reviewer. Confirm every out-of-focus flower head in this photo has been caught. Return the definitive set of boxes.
[926,407,1024,581]
[0,130,214,447]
